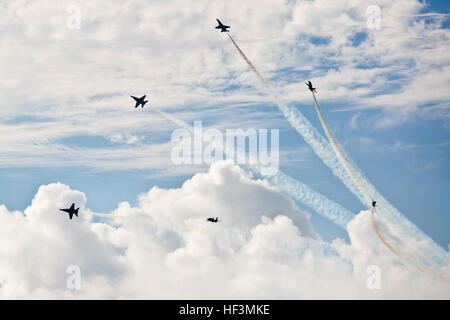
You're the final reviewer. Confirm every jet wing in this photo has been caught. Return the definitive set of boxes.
[131,96,140,102]
[216,19,223,26]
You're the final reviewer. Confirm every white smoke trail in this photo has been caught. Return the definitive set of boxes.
[227,33,367,204]
[280,102,367,203]
[152,106,354,228]
[226,33,448,268]
[371,209,450,286]
[311,92,371,204]
[153,107,193,133]
[267,171,352,228]
[310,92,448,268]
[81,211,113,220]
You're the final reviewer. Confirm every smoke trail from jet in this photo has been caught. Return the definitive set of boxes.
[153,107,193,133]
[267,171,352,228]
[371,209,450,286]
[311,92,371,204]
[227,34,271,92]
[225,33,448,268]
[91,213,110,217]
[311,88,450,275]
[226,33,366,204]
[154,107,449,282]
[309,92,448,267]
[152,106,354,228]
[80,211,113,220]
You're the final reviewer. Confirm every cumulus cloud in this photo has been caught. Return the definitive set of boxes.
[0,183,123,298]
[0,161,448,299]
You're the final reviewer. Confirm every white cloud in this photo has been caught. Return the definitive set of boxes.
[0,161,448,299]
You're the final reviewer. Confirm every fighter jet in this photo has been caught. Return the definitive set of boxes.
[371,199,378,212]
[206,217,220,223]
[305,81,317,93]
[131,95,148,108]
[215,19,230,32]
[372,199,377,208]
[60,203,79,220]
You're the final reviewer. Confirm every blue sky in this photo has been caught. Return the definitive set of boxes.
[0,0,449,249]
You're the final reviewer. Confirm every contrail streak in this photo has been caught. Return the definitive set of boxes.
[371,209,450,286]
[311,91,371,204]
[309,92,448,267]
[226,33,448,268]
[227,33,367,204]
[84,211,112,219]
[152,106,354,228]
[153,107,193,133]
[227,34,271,92]
[312,87,450,274]
[154,107,450,283]
[267,171,352,228]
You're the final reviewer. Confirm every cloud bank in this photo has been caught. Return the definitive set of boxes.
[0,161,448,299]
